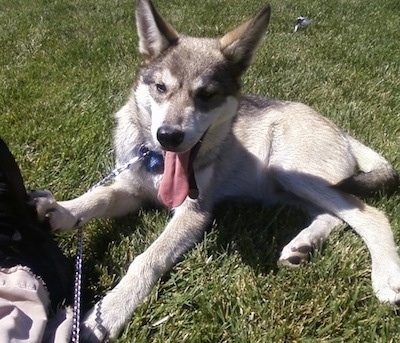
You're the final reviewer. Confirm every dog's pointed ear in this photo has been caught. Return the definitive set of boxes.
[220,5,271,75]
[136,0,179,63]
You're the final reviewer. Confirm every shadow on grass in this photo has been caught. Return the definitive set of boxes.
[79,213,148,311]
[213,201,308,274]
[75,171,400,316]
[79,200,310,313]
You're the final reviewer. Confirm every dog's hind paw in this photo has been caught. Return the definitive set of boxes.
[29,190,79,231]
[372,266,400,305]
[277,213,339,268]
[278,244,313,267]
[278,230,316,267]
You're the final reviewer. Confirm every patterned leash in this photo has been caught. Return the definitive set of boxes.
[71,146,154,343]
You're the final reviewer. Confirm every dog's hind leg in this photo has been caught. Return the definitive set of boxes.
[276,171,400,304]
[279,213,343,267]
[80,200,211,342]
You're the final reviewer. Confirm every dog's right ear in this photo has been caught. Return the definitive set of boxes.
[136,0,179,63]
[220,5,271,75]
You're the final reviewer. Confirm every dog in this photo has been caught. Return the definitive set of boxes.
[33,0,400,341]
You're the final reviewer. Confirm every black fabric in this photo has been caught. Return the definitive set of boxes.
[0,138,73,311]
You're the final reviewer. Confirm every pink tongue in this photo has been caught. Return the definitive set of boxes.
[158,151,190,208]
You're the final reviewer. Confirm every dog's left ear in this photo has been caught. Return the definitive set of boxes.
[220,5,271,75]
[136,0,179,63]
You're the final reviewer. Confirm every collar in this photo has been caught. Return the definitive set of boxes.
[137,145,164,174]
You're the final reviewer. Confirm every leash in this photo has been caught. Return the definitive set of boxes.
[71,227,84,343]
[70,145,163,342]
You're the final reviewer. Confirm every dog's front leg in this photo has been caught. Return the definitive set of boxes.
[81,200,212,342]
[33,178,144,231]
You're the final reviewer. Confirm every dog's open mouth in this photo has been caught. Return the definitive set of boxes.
[158,141,202,208]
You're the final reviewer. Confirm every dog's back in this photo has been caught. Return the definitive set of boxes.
[205,94,398,203]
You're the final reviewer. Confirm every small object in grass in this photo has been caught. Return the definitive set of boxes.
[294,16,311,32]
[151,313,174,328]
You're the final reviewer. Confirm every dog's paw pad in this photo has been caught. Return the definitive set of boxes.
[278,256,302,267]
[278,250,310,268]
[279,244,313,268]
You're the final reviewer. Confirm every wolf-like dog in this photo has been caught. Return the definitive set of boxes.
[33,0,400,341]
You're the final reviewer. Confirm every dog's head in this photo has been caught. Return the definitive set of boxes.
[135,0,271,153]
[134,0,271,208]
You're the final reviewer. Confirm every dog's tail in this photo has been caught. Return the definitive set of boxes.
[333,136,399,196]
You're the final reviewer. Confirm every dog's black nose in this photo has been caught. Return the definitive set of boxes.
[157,126,184,149]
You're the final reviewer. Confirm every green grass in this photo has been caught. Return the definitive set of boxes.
[1,0,400,342]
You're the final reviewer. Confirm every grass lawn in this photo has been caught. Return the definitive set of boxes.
[1,0,400,342]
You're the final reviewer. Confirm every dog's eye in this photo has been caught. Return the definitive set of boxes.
[197,89,218,102]
[155,83,167,93]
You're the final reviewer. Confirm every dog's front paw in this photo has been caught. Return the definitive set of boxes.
[372,265,400,305]
[81,315,108,343]
[81,299,127,343]
[30,190,79,231]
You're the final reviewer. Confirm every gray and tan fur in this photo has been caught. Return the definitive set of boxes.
[33,0,400,341]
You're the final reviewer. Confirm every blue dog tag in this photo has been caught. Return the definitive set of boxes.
[145,150,164,173]
[137,145,164,174]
